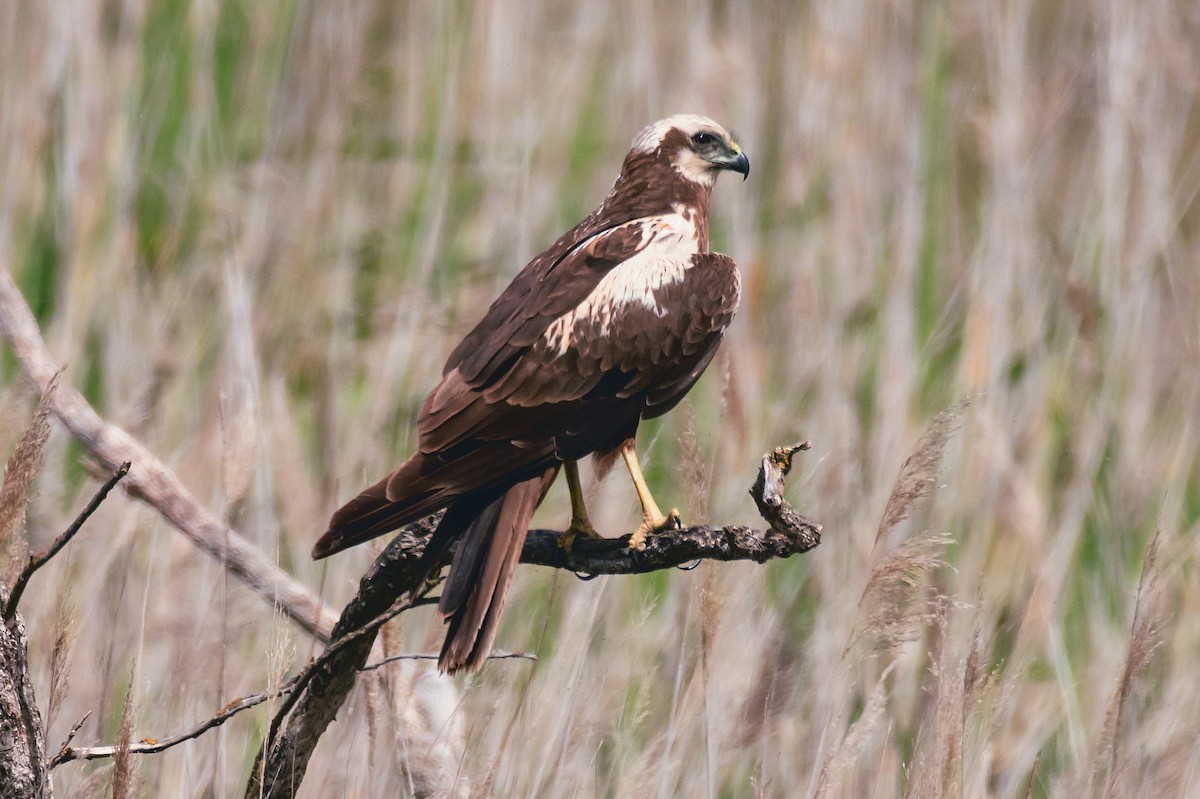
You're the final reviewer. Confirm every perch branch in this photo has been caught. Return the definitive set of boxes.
[522,443,819,572]
[4,463,130,621]
[0,268,338,641]
[246,441,821,799]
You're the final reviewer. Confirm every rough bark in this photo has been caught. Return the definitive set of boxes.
[0,607,50,799]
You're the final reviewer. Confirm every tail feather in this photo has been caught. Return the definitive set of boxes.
[407,493,500,605]
[314,441,560,560]
[435,498,504,615]
[312,474,416,559]
[313,456,445,559]
[438,466,558,674]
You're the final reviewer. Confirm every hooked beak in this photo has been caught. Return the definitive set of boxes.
[711,145,750,180]
[731,150,750,180]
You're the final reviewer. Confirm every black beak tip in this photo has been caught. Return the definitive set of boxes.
[736,152,750,180]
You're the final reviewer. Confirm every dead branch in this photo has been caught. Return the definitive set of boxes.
[246,442,821,799]
[51,712,91,766]
[0,611,50,797]
[53,686,291,766]
[52,645,526,767]
[53,596,440,769]
[3,463,130,621]
[0,268,338,642]
[359,650,535,672]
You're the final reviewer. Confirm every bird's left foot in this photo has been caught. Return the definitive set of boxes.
[559,518,603,555]
[627,508,682,551]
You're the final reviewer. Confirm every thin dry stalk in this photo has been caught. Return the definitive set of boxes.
[677,405,713,526]
[862,533,953,655]
[853,400,969,654]
[46,592,76,728]
[364,673,380,781]
[111,676,136,799]
[815,662,898,798]
[905,600,965,799]
[873,398,971,548]
[0,374,57,577]
[54,683,294,766]
[812,404,967,795]
[1085,529,1165,797]
[958,608,1003,793]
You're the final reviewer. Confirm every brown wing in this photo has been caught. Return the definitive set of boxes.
[410,251,741,467]
[447,211,651,386]
[417,220,654,451]
[490,252,740,409]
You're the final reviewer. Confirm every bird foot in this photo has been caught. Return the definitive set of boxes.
[627,508,682,551]
[559,518,604,555]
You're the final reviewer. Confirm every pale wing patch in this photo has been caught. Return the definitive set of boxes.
[543,212,700,356]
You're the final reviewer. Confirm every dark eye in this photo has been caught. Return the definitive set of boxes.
[691,132,716,146]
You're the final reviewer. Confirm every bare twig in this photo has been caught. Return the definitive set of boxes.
[246,443,821,799]
[51,712,91,765]
[0,268,338,641]
[3,463,130,621]
[360,650,536,672]
[54,686,293,766]
[55,596,437,769]
[53,642,525,767]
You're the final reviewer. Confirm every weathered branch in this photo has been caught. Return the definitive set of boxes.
[1,443,133,797]
[4,463,130,621]
[52,647,526,767]
[0,268,338,641]
[246,442,821,799]
[359,649,535,672]
[0,611,50,797]
[53,687,286,766]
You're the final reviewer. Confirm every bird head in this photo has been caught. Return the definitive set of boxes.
[630,115,750,187]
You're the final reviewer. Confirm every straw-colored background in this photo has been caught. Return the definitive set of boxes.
[2,0,1199,796]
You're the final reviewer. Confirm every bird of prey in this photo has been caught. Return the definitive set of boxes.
[313,115,749,673]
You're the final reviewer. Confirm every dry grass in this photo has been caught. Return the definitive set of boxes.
[2,0,1199,796]
[111,669,137,799]
[0,375,56,576]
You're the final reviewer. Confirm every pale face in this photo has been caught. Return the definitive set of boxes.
[630,114,749,186]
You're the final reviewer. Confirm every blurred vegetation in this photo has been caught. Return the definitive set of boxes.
[2,0,1199,796]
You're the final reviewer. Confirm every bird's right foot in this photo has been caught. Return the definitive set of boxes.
[627,507,682,552]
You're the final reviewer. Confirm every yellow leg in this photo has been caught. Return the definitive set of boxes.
[620,440,681,551]
[559,460,602,554]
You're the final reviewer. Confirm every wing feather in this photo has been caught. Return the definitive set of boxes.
[447,221,650,387]
[417,251,740,458]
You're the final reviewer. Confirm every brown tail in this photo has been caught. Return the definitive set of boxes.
[314,441,561,560]
[437,466,558,674]
[312,454,449,559]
